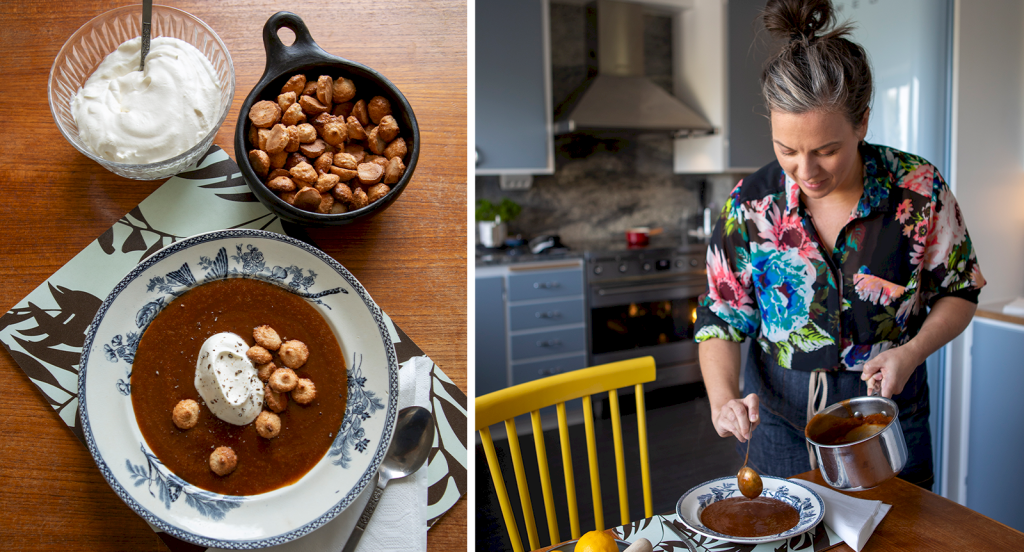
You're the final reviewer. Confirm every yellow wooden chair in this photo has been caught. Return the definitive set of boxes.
[476,356,656,552]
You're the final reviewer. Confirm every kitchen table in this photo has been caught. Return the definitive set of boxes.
[532,470,1024,551]
[0,1,466,550]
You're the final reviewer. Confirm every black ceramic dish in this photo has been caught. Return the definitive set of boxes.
[235,12,420,226]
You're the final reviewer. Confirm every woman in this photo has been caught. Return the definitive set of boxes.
[695,0,985,490]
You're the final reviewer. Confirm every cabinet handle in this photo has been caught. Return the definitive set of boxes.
[536,311,562,319]
[537,339,563,348]
[533,281,561,289]
[539,367,564,377]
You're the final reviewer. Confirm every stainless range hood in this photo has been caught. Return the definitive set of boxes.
[553,0,715,137]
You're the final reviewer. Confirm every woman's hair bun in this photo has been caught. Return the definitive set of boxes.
[763,0,836,41]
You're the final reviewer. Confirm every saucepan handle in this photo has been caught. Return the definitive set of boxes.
[260,12,334,77]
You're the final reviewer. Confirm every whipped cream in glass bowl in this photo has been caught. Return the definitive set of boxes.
[49,5,234,180]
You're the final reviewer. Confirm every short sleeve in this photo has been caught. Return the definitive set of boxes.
[918,169,985,306]
[694,183,761,343]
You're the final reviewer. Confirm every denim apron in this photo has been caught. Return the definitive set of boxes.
[741,347,934,491]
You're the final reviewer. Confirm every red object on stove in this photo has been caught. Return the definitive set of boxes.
[626,227,650,247]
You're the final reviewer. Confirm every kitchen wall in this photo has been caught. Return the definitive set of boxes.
[944,0,1024,504]
[475,1,746,245]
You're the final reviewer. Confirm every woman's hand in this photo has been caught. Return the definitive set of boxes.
[712,393,760,442]
[860,346,920,398]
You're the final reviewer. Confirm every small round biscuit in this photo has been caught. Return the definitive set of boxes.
[292,378,317,404]
[172,399,200,430]
[249,100,281,128]
[253,325,282,351]
[265,384,289,413]
[351,187,370,210]
[256,361,277,382]
[246,345,273,365]
[278,340,310,369]
[255,411,282,439]
[367,96,392,124]
[367,183,390,203]
[209,446,237,476]
[269,367,299,392]
[281,74,306,96]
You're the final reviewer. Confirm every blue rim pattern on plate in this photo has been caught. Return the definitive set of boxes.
[78,229,399,548]
[675,475,825,545]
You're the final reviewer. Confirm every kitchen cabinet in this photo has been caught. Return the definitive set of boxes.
[475,0,554,175]
[475,260,588,398]
[961,317,1024,532]
[673,0,775,173]
[476,275,507,397]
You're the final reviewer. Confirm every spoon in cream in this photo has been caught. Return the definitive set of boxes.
[140,0,152,71]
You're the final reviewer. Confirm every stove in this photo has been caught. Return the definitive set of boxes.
[581,235,710,391]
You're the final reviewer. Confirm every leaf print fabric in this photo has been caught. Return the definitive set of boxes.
[696,142,984,372]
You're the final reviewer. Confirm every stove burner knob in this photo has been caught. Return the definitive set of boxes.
[642,262,652,272]
[618,263,628,273]
[593,265,603,275]
[675,259,684,268]
[689,258,700,268]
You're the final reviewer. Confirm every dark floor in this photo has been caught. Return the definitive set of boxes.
[476,383,745,551]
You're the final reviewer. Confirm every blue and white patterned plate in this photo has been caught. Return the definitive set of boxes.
[78,229,399,549]
[675,476,825,545]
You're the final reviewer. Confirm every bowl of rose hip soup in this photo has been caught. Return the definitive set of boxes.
[235,12,420,227]
[79,230,399,548]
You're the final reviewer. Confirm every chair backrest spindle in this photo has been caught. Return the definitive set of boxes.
[479,425,526,552]
[530,409,560,545]
[608,388,631,526]
[556,402,581,539]
[635,383,653,518]
[504,418,540,551]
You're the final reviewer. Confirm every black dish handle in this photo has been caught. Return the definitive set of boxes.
[260,12,337,78]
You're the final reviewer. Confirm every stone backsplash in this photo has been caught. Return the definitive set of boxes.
[476,136,743,245]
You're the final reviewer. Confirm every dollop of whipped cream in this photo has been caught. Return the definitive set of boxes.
[71,36,221,164]
[194,332,264,426]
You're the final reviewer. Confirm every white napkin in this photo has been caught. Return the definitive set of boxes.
[209,355,433,552]
[799,480,891,552]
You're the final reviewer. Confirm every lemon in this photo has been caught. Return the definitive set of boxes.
[575,530,619,552]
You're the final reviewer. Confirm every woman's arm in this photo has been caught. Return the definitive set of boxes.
[861,295,977,396]
[699,337,759,442]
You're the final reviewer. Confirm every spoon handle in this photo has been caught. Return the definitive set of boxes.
[140,0,152,71]
[342,473,388,552]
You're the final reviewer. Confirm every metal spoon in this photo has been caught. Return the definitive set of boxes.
[140,0,152,71]
[737,432,763,499]
[341,406,434,552]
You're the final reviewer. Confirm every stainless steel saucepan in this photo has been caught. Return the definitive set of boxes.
[805,394,909,491]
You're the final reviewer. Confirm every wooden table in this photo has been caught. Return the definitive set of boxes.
[0,1,466,550]
[791,470,1024,551]
[533,470,1024,552]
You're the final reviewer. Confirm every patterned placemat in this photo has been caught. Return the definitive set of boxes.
[613,514,842,552]
[0,146,467,551]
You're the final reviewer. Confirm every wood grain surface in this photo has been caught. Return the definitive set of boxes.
[533,471,1024,551]
[0,1,467,550]
[792,470,1024,551]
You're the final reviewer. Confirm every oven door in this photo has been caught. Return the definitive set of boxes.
[588,274,706,387]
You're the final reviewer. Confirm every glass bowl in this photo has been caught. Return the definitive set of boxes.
[48,5,234,181]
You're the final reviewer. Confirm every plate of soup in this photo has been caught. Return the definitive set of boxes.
[79,229,399,548]
[675,475,824,544]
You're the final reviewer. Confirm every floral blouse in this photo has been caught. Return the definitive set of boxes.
[694,142,985,372]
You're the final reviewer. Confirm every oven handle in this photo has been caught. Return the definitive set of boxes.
[596,281,705,296]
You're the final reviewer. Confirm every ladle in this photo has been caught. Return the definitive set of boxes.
[737,432,763,499]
